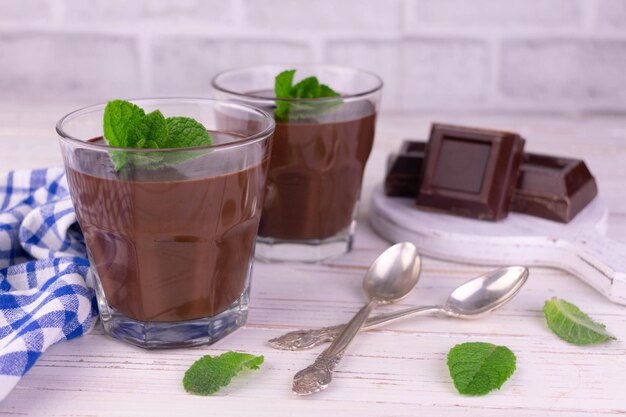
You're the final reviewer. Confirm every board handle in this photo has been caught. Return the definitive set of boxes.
[560,233,626,304]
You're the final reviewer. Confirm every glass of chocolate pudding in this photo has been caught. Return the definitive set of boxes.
[212,66,382,262]
[56,99,274,349]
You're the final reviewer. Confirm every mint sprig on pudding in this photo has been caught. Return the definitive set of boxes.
[103,99,212,170]
[274,69,342,121]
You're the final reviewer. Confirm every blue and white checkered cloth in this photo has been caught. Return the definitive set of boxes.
[0,168,96,401]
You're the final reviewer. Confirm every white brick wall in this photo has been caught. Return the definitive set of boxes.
[408,0,582,29]
[0,0,625,115]
[242,0,403,33]
[596,0,626,29]
[400,39,489,109]
[501,39,626,100]
[0,0,51,21]
[0,33,140,101]
[64,0,235,24]
[151,38,311,95]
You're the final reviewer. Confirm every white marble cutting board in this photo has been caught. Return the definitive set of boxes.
[369,185,626,305]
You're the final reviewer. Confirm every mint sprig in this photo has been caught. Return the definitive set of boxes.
[274,69,342,121]
[447,342,516,396]
[183,351,264,396]
[103,100,146,148]
[543,297,616,345]
[103,100,212,170]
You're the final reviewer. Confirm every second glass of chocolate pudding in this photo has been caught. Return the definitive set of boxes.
[56,99,274,349]
[213,66,382,262]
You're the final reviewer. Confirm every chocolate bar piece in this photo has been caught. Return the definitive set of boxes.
[416,124,525,221]
[384,136,598,223]
[385,140,426,197]
[511,153,598,223]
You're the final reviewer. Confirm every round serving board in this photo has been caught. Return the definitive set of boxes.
[369,184,626,305]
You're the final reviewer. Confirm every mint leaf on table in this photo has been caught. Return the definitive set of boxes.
[543,297,616,345]
[447,342,516,396]
[274,69,342,121]
[183,352,264,396]
[102,100,212,170]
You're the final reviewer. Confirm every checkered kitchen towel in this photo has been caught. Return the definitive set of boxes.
[0,167,96,401]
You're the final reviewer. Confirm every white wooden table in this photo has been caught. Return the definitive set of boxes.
[1,105,625,416]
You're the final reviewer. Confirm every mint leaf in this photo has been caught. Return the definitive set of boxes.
[113,110,168,168]
[543,297,615,345]
[447,342,516,396]
[183,352,264,396]
[138,110,168,148]
[164,117,212,148]
[291,76,320,98]
[319,83,339,97]
[275,69,295,99]
[103,99,145,148]
[274,70,295,120]
[102,100,212,170]
[273,69,342,121]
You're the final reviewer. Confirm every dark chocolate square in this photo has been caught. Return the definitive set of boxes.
[384,140,426,197]
[416,124,525,221]
[431,139,491,193]
[511,153,598,222]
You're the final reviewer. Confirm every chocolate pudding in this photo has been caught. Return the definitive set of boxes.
[257,100,376,240]
[66,136,269,322]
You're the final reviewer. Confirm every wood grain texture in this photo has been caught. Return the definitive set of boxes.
[1,105,625,416]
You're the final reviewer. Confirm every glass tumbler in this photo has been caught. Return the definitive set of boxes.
[213,65,383,262]
[57,98,274,349]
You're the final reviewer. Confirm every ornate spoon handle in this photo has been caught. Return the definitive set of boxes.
[270,305,440,351]
[292,300,377,395]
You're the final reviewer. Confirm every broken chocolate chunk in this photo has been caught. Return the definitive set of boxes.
[384,140,426,197]
[512,153,598,223]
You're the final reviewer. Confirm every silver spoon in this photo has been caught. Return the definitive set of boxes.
[292,242,421,395]
[272,266,529,351]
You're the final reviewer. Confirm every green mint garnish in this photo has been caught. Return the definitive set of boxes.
[543,297,616,345]
[137,109,167,149]
[103,100,146,148]
[447,342,516,396]
[274,69,342,121]
[103,99,212,170]
[183,351,264,396]
[163,117,213,148]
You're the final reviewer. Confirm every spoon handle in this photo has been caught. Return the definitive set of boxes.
[270,305,440,351]
[365,305,441,328]
[292,300,377,395]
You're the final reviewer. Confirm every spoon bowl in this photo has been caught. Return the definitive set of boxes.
[443,266,529,318]
[364,242,422,303]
